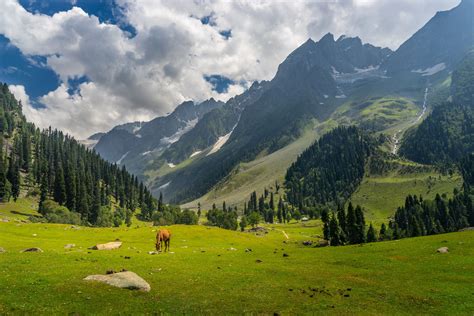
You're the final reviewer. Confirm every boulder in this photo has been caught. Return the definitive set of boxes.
[318,240,329,247]
[437,247,449,254]
[64,244,76,249]
[84,271,151,292]
[90,241,122,250]
[22,247,43,253]
[302,240,313,246]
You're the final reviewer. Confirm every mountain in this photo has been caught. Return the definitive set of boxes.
[382,0,474,75]
[152,34,391,203]
[93,98,224,175]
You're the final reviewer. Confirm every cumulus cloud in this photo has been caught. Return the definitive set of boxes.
[0,0,460,138]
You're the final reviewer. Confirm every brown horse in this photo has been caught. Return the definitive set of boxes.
[155,229,171,252]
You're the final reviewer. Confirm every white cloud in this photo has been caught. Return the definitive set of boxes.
[0,0,461,138]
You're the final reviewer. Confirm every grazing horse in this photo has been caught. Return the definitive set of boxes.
[155,229,171,252]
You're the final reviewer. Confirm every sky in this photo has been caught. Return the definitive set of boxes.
[0,0,461,139]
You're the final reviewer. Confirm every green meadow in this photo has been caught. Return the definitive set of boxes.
[0,200,473,315]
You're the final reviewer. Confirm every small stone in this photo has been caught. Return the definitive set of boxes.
[437,247,449,253]
[245,248,252,252]
[0,247,5,253]
[255,259,263,263]
[283,253,289,257]
[32,234,37,237]
[228,247,237,251]
[64,244,75,249]
[22,247,43,253]
[148,251,159,255]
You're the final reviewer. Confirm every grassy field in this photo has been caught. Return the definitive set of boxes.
[350,172,462,223]
[1,201,473,315]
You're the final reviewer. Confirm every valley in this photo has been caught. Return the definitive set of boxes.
[0,0,473,314]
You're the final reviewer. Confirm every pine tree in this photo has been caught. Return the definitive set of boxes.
[321,209,330,240]
[269,192,275,210]
[329,214,342,246]
[367,223,377,242]
[355,205,366,243]
[277,196,283,223]
[379,223,387,240]
[53,163,66,205]
[346,202,357,244]
[0,137,7,201]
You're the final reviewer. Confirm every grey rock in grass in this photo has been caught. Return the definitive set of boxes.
[64,244,76,249]
[437,247,449,254]
[22,247,43,253]
[90,241,122,250]
[0,247,5,253]
[84,271,151,292]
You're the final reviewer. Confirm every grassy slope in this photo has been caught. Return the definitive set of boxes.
[0,204,473,315]
[350,172,463,223]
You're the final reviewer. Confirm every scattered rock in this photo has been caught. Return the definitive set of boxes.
[64,244,75,249]
[124,256,131,259]
[84,271,150,292]
[228,247,237,251]
[318,240,329,247]
[148,251,159,255]
[22,247,43,253]
[282,253,289,257]
[90,241,122,250]
[1,218,9,222]
[437,247,449,254]
[255,259,263,263]
[0,247,5,253]
[302,240,313,246]
[245,248,252,252]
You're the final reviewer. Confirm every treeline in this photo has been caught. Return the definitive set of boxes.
[391,192,473,238]
[0,83,159,226]
[285,126,373,208]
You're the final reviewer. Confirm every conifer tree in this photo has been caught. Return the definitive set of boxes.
[367,223,377,242]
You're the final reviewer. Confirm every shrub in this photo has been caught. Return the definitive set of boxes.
[40,199,81,225]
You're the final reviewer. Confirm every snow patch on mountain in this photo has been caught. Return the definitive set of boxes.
[117,151,129,164]
[411,63,446,76]
[157,181,171,190]
[167,163,176,168]
[190,151,202,158]
[161,119,198,145]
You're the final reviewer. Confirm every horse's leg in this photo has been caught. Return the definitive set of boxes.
[166,238,170,252]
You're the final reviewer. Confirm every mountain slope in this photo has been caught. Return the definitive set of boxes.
[399,51,474,164]
[93,98,224,175]
[382,0,474,75]
[153,35,391,203]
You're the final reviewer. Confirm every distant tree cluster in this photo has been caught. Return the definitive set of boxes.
[285,126,373,209]
[206,201,238,230]
[390,192,473,238]
[321,203,374,246]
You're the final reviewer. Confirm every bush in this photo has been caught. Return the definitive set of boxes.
[40,199,81,225]
[206,209,238,230]
[95,206,114,227]
[177,209,198,225]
